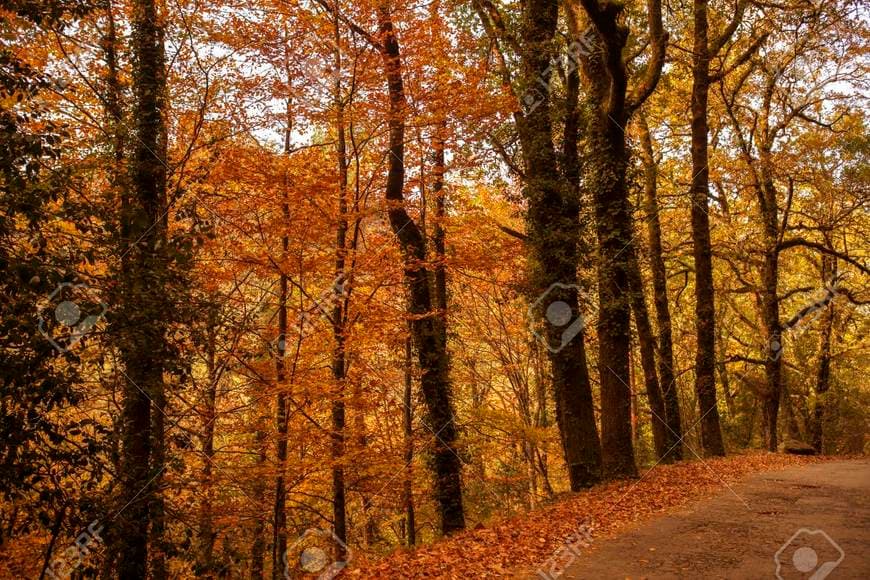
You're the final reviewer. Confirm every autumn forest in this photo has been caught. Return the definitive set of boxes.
[1,0,868,578]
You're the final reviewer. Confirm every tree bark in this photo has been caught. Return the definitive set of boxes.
[688,0,726,456]
[722,66,784,452]
[249,423,267,580]
[196,314,218,578]
[115,0,169,575]
[432,122,448,318]
[329,10,349,558]
[637,113,683,459]
[758,214,782,450]
[101,6,124,575]
[576,0,669,478]
[586,96,636,477]
[150,370,167,580]
[101,5,125,576]
[270,143,291,580]
[626,246,670,461]
[403,335,416,546]
[811,254,836,453]
[376,4,465,535]
[103,0,123,167]
[532,349,554,497]
[520,0,603,489]
[755,73,786,451]
[781,381,802,441]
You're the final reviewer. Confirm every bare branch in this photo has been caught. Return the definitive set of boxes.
[778,238,870,276]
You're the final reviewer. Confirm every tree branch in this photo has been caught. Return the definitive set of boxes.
[778,238,870,276]
[627,0,667,113]
[710,31,768,83]
[312,0,382,50]
[497,223,528,242]
[710,0,748,57]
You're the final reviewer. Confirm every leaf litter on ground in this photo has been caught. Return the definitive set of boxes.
[349,452,830,578]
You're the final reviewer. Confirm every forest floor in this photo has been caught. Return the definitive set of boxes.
[351,452,867,578]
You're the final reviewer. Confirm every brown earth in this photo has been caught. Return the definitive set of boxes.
[555,459,870,579]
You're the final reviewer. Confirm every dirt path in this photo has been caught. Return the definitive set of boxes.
[557,459,869,579]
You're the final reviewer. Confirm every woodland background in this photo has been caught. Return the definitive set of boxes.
[0,0,868,578]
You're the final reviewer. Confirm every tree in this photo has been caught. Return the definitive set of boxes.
[328,2,350,560]
[473,0,603,490]
[1,0,868,575]
[637,111,683,459]
[575,0,667,476]
[0,3,103,562]
[112,0,176,575]
[686,0,765,456]
[718,0,865,449]
[375,0,466,534]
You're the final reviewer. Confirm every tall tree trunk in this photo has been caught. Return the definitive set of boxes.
[520,0,603,489]
[115,0,169,575]
[759,234,782,450]
[330,10,349,558]
[101,6,123,576]
[524,440,539,509]
[637,113,683,458]
[270,63,293,576]
[532,349,554,497]
[150,378,167,580]
[588,112,636,477]
[353,376,377,547]
[576,0,665,478]
[626,247,670,461]
[403,335,416,546]
[756,84,784,451]
[688,0,725,456]
[811,254,836,453]
[629,343,639,444]
[576,0,669,476]
[249,423,267,580]
[103,0,123,168]
[376,4,465,535]
[197,314,218,578]
[474,0,602,489]
[432,122,448,328]
[720,53,786,452]
[718,355,736,418]
[781,382,802,441]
